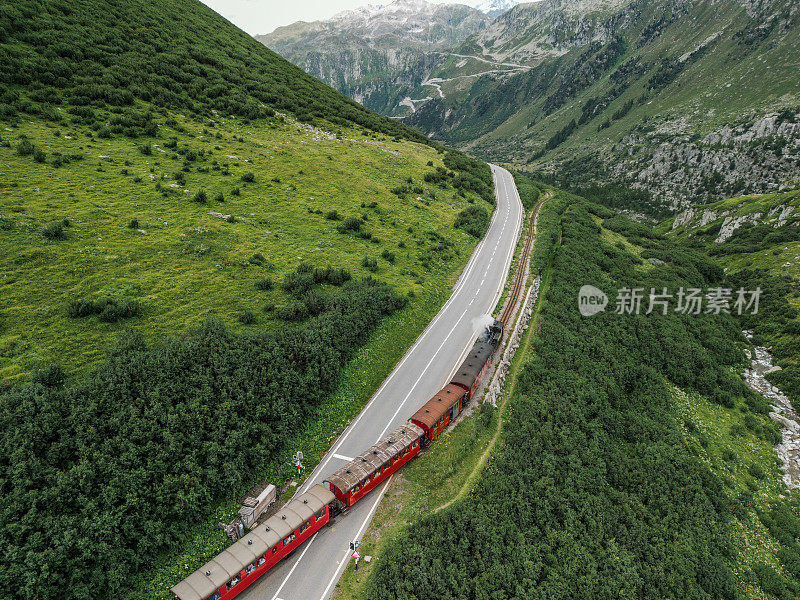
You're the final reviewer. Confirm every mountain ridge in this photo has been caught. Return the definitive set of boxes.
[260,0,800,208]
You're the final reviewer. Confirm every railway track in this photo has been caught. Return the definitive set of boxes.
[498,191,550,326]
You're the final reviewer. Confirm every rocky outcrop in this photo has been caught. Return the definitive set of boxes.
[608,110,800,209]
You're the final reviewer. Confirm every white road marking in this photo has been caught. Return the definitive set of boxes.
[268,532,319,600]
[332,453,354,462]
[318,477,393,600]
[374,306,470,442]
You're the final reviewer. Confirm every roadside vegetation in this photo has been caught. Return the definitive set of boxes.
[353,191,800,599]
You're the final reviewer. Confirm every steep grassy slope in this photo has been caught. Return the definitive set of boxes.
[0,0,429,142]
[663,188,800,404]
[405,0,800,207]
[0,0,498,382]
[0,115,490,381]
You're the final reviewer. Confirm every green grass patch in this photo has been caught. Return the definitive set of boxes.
[0,114,491,382]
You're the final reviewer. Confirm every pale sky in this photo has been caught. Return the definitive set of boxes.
[199,0,479,37]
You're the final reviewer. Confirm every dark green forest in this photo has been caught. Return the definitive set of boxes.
[0,0,429,143]
[365,196,789,599]
[0,278,406,600]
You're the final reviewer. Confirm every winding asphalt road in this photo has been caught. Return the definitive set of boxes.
[240,165,524,600]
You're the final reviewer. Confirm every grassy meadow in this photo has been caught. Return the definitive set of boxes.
[0,113,491,381]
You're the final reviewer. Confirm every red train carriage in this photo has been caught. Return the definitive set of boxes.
[170,484,334,600]
[324,423,423,507]
[409,383,467,443]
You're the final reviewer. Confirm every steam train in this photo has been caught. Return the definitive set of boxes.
[170,320,503,600]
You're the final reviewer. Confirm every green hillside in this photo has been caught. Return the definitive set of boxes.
[0,0,429,142]
[350,187,800,600]
[657,188,800,598]
[0,0,496,382]
[0,1,496,599]
[663,187,800,403]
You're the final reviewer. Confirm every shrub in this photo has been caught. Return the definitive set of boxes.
[31,364,66,388]
[454,206,489,238]
[68,297,141,321]
[255,277,273,291]
[33,149,46,163]
[16,138,34,156]
[274,301,309,321]
[326,210,341,221]
[283,271,315,296]
[337,217,362,234]
[128,219,139,229]
[238,310,255,325]
[249,253,267,266]
[362,256,378,272]
[381,250,395,263]
[139,144,152,155]
[748,463,766,479]
[231,187,240,196]
[193,189,207,203]
[42,221,65,240]
[213,192,224,202]
[241,172,255,182]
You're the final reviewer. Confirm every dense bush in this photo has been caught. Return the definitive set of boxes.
[0,278,407,599]
[16,137,34,156]
[454,205,489,238]
[337,216,363,234]
[42,221,65,240]
[442,150,494,204]
[362,256,378,272]
[254,277,273,291]
[67,297,141,322]
[511,170,541,209]
[368,197,747,600]
[238,310,255,324]
[241,172,255,182]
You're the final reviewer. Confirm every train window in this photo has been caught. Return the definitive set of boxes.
[246,562,256,575]
[227,577,240,591]
[258,557,266,566]
[315,508,326,520]
[207,593,221,600]
[299,522,308,533]
[272,546,278,554]
[283,534,295,547]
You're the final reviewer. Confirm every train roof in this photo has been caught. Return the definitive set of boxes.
[409,384,466,430]
[324,423,423,495]
[450,339,496,390]
[170,484,334,600]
